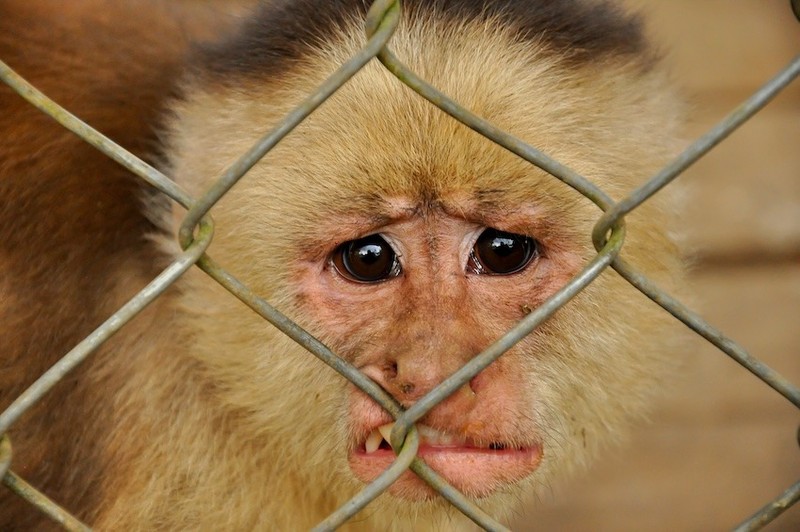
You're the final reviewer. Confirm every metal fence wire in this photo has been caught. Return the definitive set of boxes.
[1,0,799,530]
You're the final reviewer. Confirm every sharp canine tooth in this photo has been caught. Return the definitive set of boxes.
[377,423,394,447]
[365,429,382,453]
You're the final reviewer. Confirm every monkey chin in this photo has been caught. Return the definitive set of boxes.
[348,432,543,501]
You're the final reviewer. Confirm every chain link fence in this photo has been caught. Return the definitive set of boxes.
[1,1,799,530]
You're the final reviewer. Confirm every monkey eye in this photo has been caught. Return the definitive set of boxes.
[468,228,539,275]
[331,234,401,283]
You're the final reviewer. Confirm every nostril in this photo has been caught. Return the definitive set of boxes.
[469,373,482,394]
[383,361,398,379]
[399,382,415,395]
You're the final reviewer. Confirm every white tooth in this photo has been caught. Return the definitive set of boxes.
[375,423,468,448]
[377,422,395,447]
[417,424,437,442]
[415,425,467,446]
[365,429,382,453]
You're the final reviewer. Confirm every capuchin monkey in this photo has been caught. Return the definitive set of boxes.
[0,0,685,529]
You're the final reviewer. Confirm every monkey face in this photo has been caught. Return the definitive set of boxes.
[316,209,561,499]
[168,11,683,511]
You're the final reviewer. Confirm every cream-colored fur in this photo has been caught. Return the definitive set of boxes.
[89,10,685,531]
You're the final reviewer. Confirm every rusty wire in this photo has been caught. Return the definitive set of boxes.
[1,0,799,530]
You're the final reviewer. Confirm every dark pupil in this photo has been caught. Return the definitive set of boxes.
[342,235,394,282]
[475,229,535,274]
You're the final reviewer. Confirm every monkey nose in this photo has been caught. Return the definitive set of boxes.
[359,360,479,404]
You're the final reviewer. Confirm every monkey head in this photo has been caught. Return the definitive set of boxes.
[163,0,684,520]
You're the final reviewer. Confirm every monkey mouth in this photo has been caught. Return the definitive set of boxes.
[350,422,543,500]
[363,422,511,453]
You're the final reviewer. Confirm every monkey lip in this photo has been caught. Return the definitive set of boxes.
[349,422,543,500]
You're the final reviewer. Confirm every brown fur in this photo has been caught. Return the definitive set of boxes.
[0,0,242,529]
[1,1,684,530]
